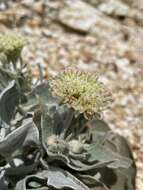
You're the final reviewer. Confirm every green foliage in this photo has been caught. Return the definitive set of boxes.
[0,34,136,190]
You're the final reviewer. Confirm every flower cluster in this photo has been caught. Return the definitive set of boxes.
[51,69,111,118]
[0,33,26,63]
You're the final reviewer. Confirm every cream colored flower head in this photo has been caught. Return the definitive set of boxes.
[51,69,111,119]
[0,33,26,63]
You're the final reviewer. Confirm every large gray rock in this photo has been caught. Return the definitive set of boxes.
[58,0,121,39]
[58,0,99,33]
[98,0,129,17]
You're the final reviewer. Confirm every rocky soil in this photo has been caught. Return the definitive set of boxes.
[0,0,143,189]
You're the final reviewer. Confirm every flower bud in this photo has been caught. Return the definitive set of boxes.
[68,140,83,154]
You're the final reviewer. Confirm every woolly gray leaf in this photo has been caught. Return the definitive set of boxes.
[0,80,19,124]
[0,119,39,158]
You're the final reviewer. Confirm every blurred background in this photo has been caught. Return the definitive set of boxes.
[0,0,143,189]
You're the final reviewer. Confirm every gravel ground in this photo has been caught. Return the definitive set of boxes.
[0,0,143,189]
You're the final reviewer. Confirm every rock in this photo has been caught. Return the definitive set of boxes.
[58,0,121,39]
[83,0,104,6]
[98,0,129,17]
[129,9,143,26]
[0,6,30,27]
[58,0,99,33]
[133,0,143,11]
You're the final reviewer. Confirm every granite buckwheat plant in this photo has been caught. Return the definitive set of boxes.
[0,33,136,190]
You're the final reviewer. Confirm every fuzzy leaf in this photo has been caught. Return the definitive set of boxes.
[0,67,14,92]
[22,82,58,112]
[69,158,116,172]
[0,119,39,158]
[47,167,89,190]
[0,80,19,124]
[15,175,47,190]
[0,175,9,190]
[16,168,89,190]
[87,144,132,169]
